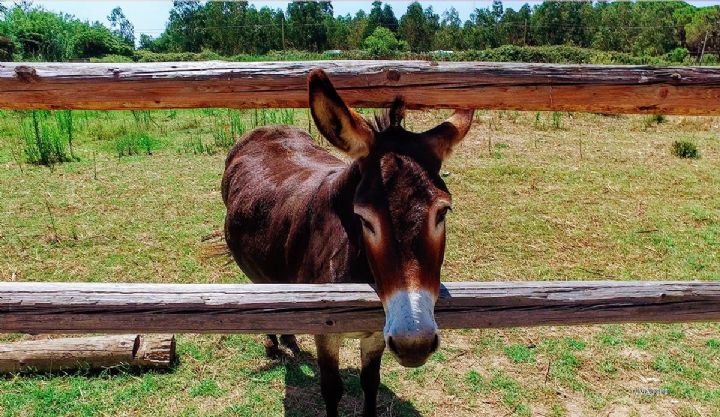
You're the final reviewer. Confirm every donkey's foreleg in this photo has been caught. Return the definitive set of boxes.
[360,333,385,417]
[280,334,301,355]
[264,334,281,358]
[315,335,343,417]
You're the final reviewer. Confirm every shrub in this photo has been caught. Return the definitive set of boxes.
[90,54,134,63]
[73,24,133,58]
[700,54,719,65]
[671,140,700,159]
[666,47,690,64]
[644,114,667,128]
[363,27,408,58]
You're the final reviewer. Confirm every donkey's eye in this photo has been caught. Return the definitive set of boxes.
[436,206,451,226]
[358,216,376,234]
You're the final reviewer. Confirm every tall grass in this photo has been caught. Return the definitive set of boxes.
[212,110,246,150]
[114,132,157,157]
[54,110,76,159]
[131,110,154,130]
[265,109,295,125]
[22,111,74,166]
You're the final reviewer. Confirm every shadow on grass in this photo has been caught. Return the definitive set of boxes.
[253,350,422,417]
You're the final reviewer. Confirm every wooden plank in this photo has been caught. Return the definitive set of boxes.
[0,334,175,373]
[2,281,720,334]
[1,61,719,114]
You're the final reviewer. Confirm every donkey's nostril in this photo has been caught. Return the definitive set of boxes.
[430,334,440,353]
[387,336,398,354]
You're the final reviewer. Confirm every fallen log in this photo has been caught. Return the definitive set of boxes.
[0,334,176,373]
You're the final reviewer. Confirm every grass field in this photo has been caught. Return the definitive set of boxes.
[1,108,719,417]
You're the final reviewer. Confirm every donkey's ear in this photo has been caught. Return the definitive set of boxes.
[421,110,475,162]
[308,69,374,158]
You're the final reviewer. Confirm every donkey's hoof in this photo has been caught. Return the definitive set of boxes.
[265,345,283,359]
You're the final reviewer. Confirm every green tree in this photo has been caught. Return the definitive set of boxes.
[347,10,369,49]
[327,14,351,50]
[685,6,720,56]
[165,0,205,52]
[107,7,134,46]
[365,1,398,38]
[498,4,532,46]
[531,1,595,47]
[286,1,333,51]
[433,7,462,50]
[398,2,438,52]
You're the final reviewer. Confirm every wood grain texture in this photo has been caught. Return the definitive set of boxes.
[0,334,176,373]
[2,281,720,334]
[1,61,719,114]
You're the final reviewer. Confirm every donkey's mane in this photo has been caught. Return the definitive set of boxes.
[367,96,406,133]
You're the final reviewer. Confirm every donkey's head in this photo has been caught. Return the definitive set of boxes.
[309,69,474,367]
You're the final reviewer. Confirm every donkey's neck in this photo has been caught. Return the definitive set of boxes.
[315,160,372,284]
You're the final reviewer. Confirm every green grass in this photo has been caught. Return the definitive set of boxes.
[1,109,720,416]
[504,344,536,364]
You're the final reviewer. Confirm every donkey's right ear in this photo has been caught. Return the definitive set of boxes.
[308,69,374,158]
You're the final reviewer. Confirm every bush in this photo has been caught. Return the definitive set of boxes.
[73,24,133,58]
[644,114,667,128]
[671,140,700,159]
[363,27,408,58]
[90,54,134,63]
[700,54,720,65]
[666,47,689,64]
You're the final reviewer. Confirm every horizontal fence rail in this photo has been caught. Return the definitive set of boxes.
[1,61,720,114]
[2,281,720,334]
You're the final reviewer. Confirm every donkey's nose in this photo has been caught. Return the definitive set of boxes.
[386,331,440,368]
[382,289,439,367]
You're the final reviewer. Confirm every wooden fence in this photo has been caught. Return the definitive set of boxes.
[1,61,720,114]
[3,282,720,334]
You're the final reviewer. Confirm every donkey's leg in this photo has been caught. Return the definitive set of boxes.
[264,334,281,358]
[360,333,385,417]
[315,335,343,417]
[280,334,301,355]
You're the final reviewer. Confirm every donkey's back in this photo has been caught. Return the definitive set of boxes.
[222,125,364,285]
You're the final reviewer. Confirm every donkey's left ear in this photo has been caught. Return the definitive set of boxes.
[308,69,374,158]
[421,110,475,162]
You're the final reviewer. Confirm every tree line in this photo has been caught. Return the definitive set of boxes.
[1,1,719,62]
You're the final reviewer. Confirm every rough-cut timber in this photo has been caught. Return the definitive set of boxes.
[0,334,176,373]
[1,61,720,114]
[2,281,720,334]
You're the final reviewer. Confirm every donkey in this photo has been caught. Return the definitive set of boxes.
[222,69,473,417]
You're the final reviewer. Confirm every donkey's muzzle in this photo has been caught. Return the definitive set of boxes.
[382,289,439,368]
[386,331,440,367]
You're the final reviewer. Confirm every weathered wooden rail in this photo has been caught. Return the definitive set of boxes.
[2,61,720,114]
[2,281,720,334]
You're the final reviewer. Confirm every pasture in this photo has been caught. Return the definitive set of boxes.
[1,108,719,416]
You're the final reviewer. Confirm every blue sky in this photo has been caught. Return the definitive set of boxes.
[14,1,720,40]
